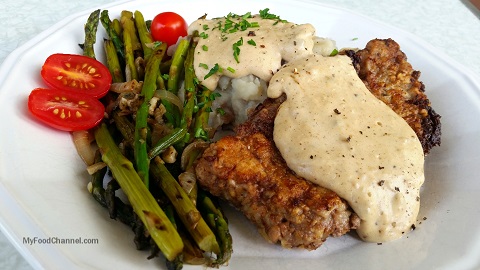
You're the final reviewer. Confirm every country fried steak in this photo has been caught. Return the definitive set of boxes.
[195,133,360,250]
[194,38,441,249]
[195,95,361,250]
[345,38,441,154]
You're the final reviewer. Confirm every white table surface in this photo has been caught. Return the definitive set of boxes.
[0,0,479,269]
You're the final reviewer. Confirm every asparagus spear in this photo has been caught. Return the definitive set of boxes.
[112,18,122,37]
[180,33,198,134]
[192,86,213,140]
[134,43,167,188]
[133,10,154,62]
[100,10,125,63]
[163,39,190,127]
[198,190,233,266]
[90,150,107,207]
[150,157,220,254]
[120,11,142,51]
[81,9,100,59]
[104,39,125,83]
[163,205,184,270]
[94,123,183,261]
[188,76,233,265]
[112,111,135,147]
[121,11,140,81]
[168,39,189,95]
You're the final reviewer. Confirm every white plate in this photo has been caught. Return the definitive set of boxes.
[1,0,480,269]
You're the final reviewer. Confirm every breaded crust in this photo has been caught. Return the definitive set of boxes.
[345,38,441,154]
[195,133,360,250]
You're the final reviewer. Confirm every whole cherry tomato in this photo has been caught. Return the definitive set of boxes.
[150,12,188,47]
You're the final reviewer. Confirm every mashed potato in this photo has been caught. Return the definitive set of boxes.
[188,12,336,129]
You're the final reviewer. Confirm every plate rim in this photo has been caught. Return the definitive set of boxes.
[1,0,480,269]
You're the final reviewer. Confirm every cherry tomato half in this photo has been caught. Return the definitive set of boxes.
[28,88,105,131]
[150,12,188,47]
[41,54,112,99]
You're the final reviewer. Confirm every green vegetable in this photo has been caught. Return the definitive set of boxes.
[134,43,167,188]
[100,10,125,62]
[150,158,220,254]
[94,123,183,262]
[81,9,100,59]
[134,10,154,62]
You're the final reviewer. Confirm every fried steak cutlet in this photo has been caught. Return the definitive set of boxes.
[195,132,360,250]
[195,39,441,249]
[196,95,360,250]
[345,38,441,154]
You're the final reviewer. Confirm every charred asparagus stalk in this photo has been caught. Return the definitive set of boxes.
[163,39,190,126]
[100,10,125,62]
[81,9,100,59]
[134,43,167,188]
[134,10,154,62]
[104,39,125,83]
[94,123,183,261]
[198,190,233,266]
[90,150,107,207]
[121,11,140,81]
[180,32,198,135]
[150,157,220,254]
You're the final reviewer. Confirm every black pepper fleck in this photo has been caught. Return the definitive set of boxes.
[334,108,341,114]
[378,180,385,186]
[395,187,400,192]
[379,166,384,170]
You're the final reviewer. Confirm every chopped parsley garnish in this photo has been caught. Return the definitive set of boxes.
[204,63,221,79]
[199,32,209,39]
[202,24,209,30]
[199,63,209,69]
[227,66,236,73]
[259,8,286,24]
[233,37,243,63]
[216,107,226,115]
[162,74,170,80]
[330,48,339,56]
[209,92,222,101]
[247,39,256,46]
[194,127,209,140]
[152,41,164,49]
[202,45,208,51]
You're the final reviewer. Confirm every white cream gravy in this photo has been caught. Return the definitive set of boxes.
[268,54,425,242]
[188,14,317,90]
